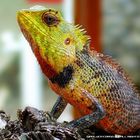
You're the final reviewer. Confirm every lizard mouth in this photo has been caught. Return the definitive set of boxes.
[17,11,44,53]
[17,10,48,36]
[17,11,35,47]
[18,19,31,43]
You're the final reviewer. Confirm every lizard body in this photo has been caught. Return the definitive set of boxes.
[17,6,140,135]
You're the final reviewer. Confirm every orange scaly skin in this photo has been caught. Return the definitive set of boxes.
[17,6,140,135]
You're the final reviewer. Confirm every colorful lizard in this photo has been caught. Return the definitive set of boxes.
[17,6,140,135]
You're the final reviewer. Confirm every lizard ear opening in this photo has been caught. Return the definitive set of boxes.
[64,38,71,45]
[42,12,60,27]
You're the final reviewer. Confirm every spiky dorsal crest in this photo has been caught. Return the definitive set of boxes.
[74,24,91,50]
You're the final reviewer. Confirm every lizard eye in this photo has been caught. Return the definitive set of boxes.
[42,13,59,26]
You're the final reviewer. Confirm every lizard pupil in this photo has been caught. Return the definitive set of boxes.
[42,13,59,26]
[47,16,54,24]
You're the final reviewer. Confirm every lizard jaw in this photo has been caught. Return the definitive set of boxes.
[17,10,58,79]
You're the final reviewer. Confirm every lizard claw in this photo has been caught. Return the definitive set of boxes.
[46,111,57,122]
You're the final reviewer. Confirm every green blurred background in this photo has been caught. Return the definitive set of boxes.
[0,0,140,120]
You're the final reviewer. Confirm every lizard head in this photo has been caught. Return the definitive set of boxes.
[17,6,90,78]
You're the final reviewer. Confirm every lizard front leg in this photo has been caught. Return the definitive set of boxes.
[49,82,105,130]
[50,96,67,119]
[66,91,105,131]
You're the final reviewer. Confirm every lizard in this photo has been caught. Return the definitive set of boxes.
[17,5,140,135]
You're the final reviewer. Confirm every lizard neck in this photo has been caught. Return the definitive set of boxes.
[49,49,89,88]
[49,65,74,88]
[33,47,57,79]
